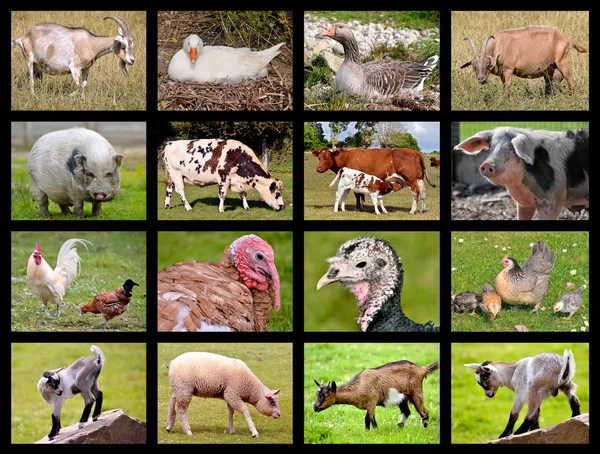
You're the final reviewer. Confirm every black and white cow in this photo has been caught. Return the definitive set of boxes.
[455,127,589,220]
[162,139,285,212]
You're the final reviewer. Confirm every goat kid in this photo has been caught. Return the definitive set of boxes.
[465,349,581,439]
[329,167,405,215]
[12,16,134,96]
[313,360,439,430]
[38,345,105,440]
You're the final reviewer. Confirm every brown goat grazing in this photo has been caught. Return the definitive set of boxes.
[460,26,587,100]
[313,360,439,430]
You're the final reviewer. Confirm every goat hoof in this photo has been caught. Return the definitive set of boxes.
[397,422,405,428]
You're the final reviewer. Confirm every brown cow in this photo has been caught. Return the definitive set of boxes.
[430,156,440,167]
[311,147,436,214]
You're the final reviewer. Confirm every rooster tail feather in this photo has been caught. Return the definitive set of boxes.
[54,238,93,289]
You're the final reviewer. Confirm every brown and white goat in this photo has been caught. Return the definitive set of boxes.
[313,360,439,430]
[465,349,581,439]
[460,26,587,100]
[11,16,134,96]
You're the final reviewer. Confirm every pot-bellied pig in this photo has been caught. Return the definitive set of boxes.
[454,126,588,220]
[27,127,123,218]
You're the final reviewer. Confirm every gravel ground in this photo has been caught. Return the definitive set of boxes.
[451,183,589,221]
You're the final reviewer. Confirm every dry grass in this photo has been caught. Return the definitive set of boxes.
[157,11,293,111]
[11,11,147,111]
[451,11,589,110]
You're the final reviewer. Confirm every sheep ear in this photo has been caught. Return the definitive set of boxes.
[464,363,481,369]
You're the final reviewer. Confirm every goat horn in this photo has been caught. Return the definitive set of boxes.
[104,16,132,37]
[463,37,479,58]
[482,35,495,56]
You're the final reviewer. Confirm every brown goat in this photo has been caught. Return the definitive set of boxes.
[460,26,587,100]
[313,360,439,430]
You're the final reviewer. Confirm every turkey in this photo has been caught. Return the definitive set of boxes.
[316,237,439,332]
[322,23,438,101]
[158,234,280,332]
[494,241,556,313]
[167,34,285,84]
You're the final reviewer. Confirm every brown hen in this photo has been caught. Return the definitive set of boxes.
[80,279,139,328]
[157,234,280,332]
[494,241,555,313]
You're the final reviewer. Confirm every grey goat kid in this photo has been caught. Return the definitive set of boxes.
[11,16,134,96]
[465,349,581,439]
[37,345,105,441]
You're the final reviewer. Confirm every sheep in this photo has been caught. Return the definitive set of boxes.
[37,345,105,440]
[460,26,588,100]
[11,16,134,96]
[465,349,581,439]
[313,360,439,430]
[166,352,281,438]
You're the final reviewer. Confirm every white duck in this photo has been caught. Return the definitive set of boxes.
[322,23,438,101]
[167,34,285,84]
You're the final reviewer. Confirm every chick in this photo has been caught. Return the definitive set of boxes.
[451,292,482,315]
[480,283,502,321]
[553,285,586,320]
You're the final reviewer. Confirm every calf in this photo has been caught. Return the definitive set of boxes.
[454,127,588,220]
[329,167,404,215]
[429,157,440,167]
[162,139,284,213]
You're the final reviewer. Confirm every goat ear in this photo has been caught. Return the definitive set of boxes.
[464,363,481,369]
[331,381,337,392]
[511,133,535,166]
[460,60,472,69]
[117,26,124,36]
[114,35,123,43]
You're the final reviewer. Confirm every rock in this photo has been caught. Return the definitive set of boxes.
[514,325,529,332]
[320,50,343,73]
[487,414,589,444]
[565,282,576,291]
[35,409,146,444]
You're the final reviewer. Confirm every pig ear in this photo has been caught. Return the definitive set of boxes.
[73,152,87,168]
[511,133,535,165]
[454,131,494,154]
[113,154,124,168]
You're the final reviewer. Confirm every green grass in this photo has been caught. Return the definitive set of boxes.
[451,232,589,332]
[12,342,147,443]
[11,11,147,111]
[157,172,292,220]
[11,231,147,332]
[451,11,589,111]
[452,342,589,443]
[304,342,440,444]
[11,154,146,220]
[304,232,440,331]
[158,231,292,332]
[307,11,440,30]
[303,152,441,220]
[157,343,292,444]
[457,121,589,140]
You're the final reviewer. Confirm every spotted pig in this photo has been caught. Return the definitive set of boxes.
[162,139,285,212]
[454,127,589,220]
[329,167,405,215]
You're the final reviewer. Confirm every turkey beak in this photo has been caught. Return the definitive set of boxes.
[189,47,197,63]
[258,267,272,280]
[317,267,339,290]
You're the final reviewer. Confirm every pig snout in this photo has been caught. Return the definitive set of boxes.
[89,188,111,200]
[479,161,495,177]
[272,408,281,418]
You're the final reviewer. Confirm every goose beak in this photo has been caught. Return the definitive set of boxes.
[322,26,335,38]
[189,47,197,63]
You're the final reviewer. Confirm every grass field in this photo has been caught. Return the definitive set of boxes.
[11,231,147,332]
[11,342,147,443]
[11,11,146,111]
[157,231,292,332]
[456,121,589,141]
[451,342,589,443]
[451,231,589,332]
[157,343,293,444]
[157,172,293,220]
[304,232,440,332]
[303,152,441,220]
[304,342,441,444]
[11,148,146,221]
[451,11,589,111]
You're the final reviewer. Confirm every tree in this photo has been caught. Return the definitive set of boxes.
[374,123,420,150]
[304,122,327,150]
[329,121,350,148]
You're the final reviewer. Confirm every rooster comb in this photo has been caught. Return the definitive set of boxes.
[34,243,42,254]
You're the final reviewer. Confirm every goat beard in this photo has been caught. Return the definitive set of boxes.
[119,59,129,76]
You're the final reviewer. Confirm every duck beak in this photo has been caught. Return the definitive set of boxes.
[189,47,197,63]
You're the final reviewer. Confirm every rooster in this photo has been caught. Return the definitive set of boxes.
[495,241,556,313]
[27,238,92,317]
[157,234,280,332]
[80,279,139,328]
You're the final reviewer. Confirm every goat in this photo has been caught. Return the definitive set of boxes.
[11,16,134,96]
[313,360,439,430]
[37,345,105,440]
[460,26,587,100]
[465,349,581,439]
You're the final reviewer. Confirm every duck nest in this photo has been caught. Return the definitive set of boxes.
[157,11,293,111]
